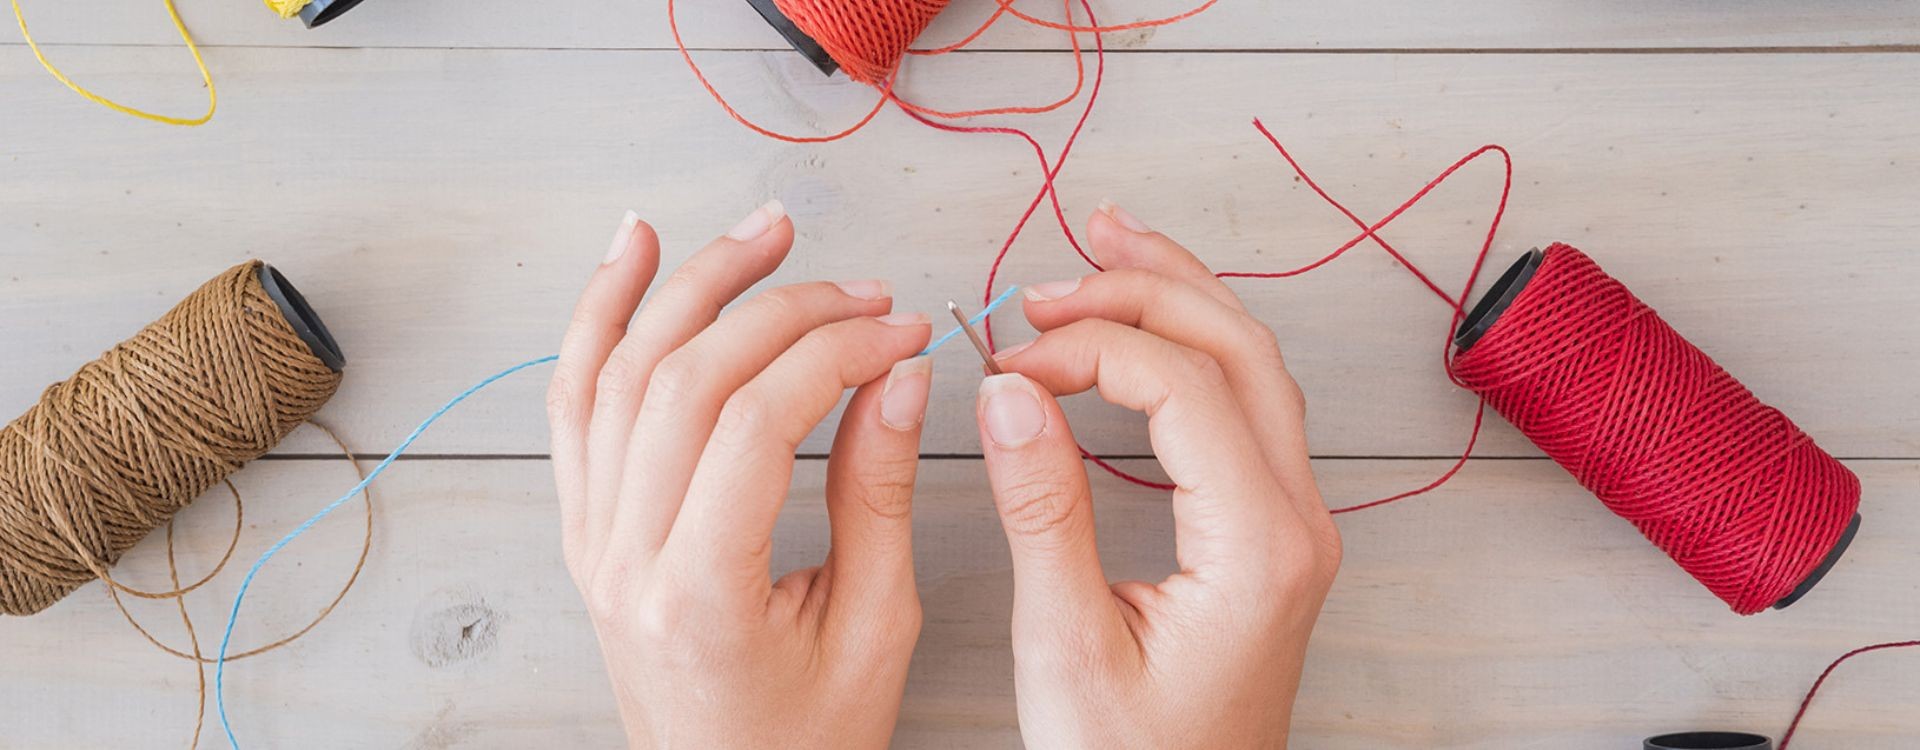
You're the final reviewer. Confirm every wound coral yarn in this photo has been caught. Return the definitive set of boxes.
[1449,244,1860,615]
[0,261,343,616]
[774,0,950,83]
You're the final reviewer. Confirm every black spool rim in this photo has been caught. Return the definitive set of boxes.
[743,0,841,76]
[1453,247,1859,611]
[256,263,346,372]
[1453,247,1542,352]
[299,0,371,28]
[1772,512,1861,609]
[1644,731,1772,750]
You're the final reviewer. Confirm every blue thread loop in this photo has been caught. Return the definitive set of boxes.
[921,285,1021,357]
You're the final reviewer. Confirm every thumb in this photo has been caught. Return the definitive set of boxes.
[977,373,1120,635]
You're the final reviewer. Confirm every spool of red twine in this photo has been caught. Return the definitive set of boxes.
[773,0,950,83]
[1449,244,1861,615]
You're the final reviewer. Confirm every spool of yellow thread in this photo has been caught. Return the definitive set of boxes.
[12,0,370,127]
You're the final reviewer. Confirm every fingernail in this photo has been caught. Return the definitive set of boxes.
[726,198,786,241]
[1097,197,1151,233]
[1023,278,1081,302]
[604,210,640,265]
[836,279,892,300]
[875,311,927,327]
[990,340,1033,362]
[981,374,1047,448]
[880,356,933,431]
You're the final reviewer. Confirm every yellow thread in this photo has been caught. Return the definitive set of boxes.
[264,0,311,19]
[12,0,216,126]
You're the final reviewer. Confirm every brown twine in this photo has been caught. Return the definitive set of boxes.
[101,421,372,749]
[0,260,370,746]
[1,260,343,615]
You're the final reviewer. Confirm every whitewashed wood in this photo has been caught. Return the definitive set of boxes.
[11,0,1919,51]
[5,49,1918,459]
[0,457,1913,748]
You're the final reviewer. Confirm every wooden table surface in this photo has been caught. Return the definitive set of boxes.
[4,1,1918,747]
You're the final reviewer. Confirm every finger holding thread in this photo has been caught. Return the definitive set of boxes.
[1022,268,1318,509]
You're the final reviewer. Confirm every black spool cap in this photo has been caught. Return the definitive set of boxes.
[1644,732,1772,750]
[298,0,371,28]
[743,0,841,76]
[256,263,346,373]
[1455,248,1860,610]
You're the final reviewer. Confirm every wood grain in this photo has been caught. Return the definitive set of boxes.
[0,457,1912,748]
[10,0,1919,51]
[4,49,1918,459]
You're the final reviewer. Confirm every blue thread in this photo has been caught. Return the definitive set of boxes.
[215,290,1018,746]
[214,354,558,748]
[920,285,1022,357]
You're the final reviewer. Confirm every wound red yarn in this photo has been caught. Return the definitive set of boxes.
[1450,245,1861,615]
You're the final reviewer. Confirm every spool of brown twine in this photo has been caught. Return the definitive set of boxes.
[1,261,346,616]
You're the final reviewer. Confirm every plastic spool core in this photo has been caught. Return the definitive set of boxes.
[743,0,842,76]
[1454,248,1859,610]
[1644,731,1772,750]
[257,264,346,373]
[298,0,371,28]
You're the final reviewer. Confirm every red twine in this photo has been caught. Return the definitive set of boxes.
[1453,245,1861,615]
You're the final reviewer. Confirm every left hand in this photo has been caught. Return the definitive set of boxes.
[546,201,935,749]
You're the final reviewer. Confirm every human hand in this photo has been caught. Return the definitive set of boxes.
[547,202,935,749]
[978,202,1342,749]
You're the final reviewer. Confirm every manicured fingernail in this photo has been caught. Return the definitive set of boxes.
[876,312,927,327]
[880,356,933,431]
[726,198,786,241]
[981,374,1047,448]
[1023,278,1081,302]
[1097,198,1151,233]
[990,340,1033,362]
[836,279,892,300]
[604,210,640,265]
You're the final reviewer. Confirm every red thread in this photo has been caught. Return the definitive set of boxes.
[1780,640,1920,748]
[666,0,1210,143]
[672,0,1898,728]
[1451,245,1862,614]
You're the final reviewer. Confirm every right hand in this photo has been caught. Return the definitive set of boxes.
[977,202,1342,749]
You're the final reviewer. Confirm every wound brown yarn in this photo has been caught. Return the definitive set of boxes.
[0,261,343,616]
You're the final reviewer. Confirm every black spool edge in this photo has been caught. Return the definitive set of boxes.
[743,0,841,76]
[298,0,371,28]
[256,263,346,373]
[1454,248,1859,610]
[1644,731,1772,750]
[1453,247,1542,353]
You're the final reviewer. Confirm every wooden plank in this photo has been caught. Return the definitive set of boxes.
[4,49,1918,459]
[0,457,1912,747]
[10,0,1919,50]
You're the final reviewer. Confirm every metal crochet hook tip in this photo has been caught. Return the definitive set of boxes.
[947,300,1003,376]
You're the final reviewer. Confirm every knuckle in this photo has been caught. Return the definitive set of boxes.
[853,457,920,520]
[714,387,776,442]
[544,373,582,423]
[994,473,1082,541]
[594,352,655,404]
[640,351,700,405]
[1181,347,1230,390]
